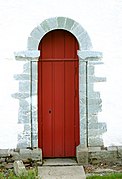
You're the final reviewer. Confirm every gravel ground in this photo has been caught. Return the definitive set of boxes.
[84,163,122,177]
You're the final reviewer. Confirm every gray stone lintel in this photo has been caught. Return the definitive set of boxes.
[78,50,103,61]
[14,50,40,61]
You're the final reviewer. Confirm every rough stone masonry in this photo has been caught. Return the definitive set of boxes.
[0,146,122,166]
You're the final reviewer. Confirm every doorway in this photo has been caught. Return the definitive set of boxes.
[38,30,80,157]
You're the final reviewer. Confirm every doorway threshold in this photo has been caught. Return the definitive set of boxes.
[43,158,78,166]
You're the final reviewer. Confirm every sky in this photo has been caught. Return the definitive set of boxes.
[0,0,122,148]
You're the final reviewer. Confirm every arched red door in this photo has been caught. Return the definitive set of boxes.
[38,30,80,157]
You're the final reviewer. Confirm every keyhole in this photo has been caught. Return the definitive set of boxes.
[49,110,51,114]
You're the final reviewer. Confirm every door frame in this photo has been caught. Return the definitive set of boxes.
[31,17,93,149]
[14,17,106,157]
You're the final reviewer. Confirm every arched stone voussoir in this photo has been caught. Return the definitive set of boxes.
[30,26,46,42]
[28,17,93,50]
[28,36,39,50]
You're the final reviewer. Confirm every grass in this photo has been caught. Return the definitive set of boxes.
[0,168,38,179]
[87,173,122,179]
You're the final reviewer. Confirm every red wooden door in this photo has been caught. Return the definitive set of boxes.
[38,30,80,157]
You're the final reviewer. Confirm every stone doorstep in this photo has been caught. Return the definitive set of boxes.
[43,158,78,166]
[38,166,86,179]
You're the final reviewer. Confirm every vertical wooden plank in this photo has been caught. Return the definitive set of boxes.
[53,30,65,58]
[64,30,80,155]
[53,62,64,157]
[65,31,75,58]
[42,62,53,157]
[64,61,75,156]
[40,32,53,59]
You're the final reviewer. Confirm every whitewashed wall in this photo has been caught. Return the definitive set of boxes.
[0,0,122,148]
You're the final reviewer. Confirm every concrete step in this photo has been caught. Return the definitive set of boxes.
[38,166,86,179]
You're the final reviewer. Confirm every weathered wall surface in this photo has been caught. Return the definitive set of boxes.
[0,0,122,148]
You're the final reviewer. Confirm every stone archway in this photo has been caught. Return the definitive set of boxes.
[27,17,92,51]
[14,17,107,163]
